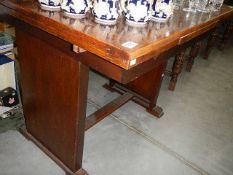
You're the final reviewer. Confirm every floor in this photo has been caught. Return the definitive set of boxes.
[0,39,233,175]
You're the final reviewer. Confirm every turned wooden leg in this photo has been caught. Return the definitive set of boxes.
[219,21,233,51]
[186,42,201,72]
[203,30,218,60]
[168,49,186,91]
[0,22,4,31]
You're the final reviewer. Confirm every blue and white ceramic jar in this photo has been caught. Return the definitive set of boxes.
[38,0,62,11]
[121,0,152,26]
[61,0,91,18]
[151,0,173,22]
[92,0,121,25]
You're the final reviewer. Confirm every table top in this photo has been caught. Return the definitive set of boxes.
[0,0,233,69]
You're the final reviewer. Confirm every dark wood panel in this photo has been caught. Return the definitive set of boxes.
[16,27,89,172]
[126,57,167,104]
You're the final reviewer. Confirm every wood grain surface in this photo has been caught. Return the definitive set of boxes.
[16,27,89,173]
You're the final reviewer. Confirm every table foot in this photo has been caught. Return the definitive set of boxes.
[19,129,89,175]
[168,81,176,91]
[186,63,192,72]
[147,106,164,118]
[68,169,88,175]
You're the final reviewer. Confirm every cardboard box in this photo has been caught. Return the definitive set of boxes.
[0,54,16,91]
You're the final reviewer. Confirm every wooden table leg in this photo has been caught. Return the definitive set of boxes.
[186,42,201,72]
[0,22,4,31]
[219,20,233,51]
[203,30,218,60]
[16,27,89,175]
[104,58,167,118]
[168,49,186,91]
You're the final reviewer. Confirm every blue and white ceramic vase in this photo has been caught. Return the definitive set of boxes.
[121,0,152,26]
[61,0,91,18]
[92,0,121,25]
[38,0,62,11]
[151,0,173,22]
